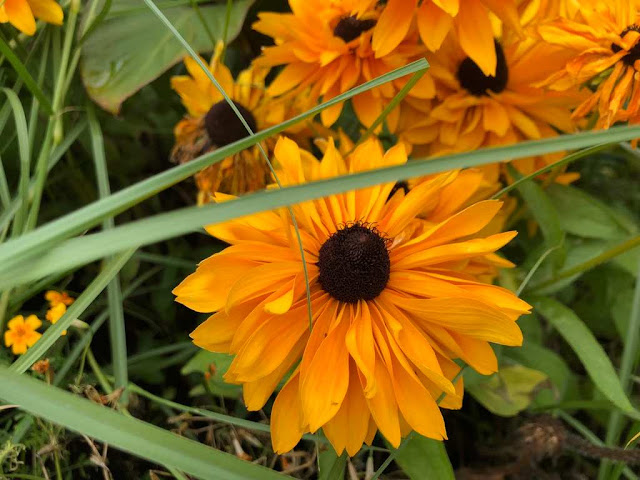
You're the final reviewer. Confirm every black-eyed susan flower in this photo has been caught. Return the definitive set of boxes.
[252,0,432,129]
[0,0,63,36]
[537,0,640,128]
[401,19,585,185]
[174,136,531,455]
[372,0,521,77]
[4,315,41,355]
[171,43,293,202]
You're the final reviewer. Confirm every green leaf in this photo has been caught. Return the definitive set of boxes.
[466,365,547,417]
[319,448,346,480]
[394,435,454,480]
[181,350,241,398]
[0,366,287,480]
[546,184,631,240]
[80,0,254,112]
[506,342,571,400]
[531,296,635,413]
[510,165,564,258]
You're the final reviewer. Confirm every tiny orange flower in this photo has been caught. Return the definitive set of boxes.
[46,303,67,335]
[4,315,42,355]
[45,290,74,307]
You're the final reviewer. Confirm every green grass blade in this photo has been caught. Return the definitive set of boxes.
[88,103,129,402]
[0,59,428,271]
[531,297,636,413]
[492,144,611,200]
[0,37,53,115]
[10,249,135,374]
[143,0,316,329]
[529,235,640,293]
[0,120,87,233]
[4,126,640,286]
[0,366,288,480]
[1,88,31,236]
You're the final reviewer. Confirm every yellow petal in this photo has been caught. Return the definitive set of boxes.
[270,372,307,453]
[5,0,35,35]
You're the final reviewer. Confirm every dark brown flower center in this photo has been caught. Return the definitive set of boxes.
[611,25,640,66]
[204,100,257,147]
[333,15,376,43]
[317,223,390,303]
[457,40,509,97]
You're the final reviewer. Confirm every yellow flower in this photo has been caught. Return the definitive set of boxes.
[46,303,67,335]
[252,0,432,129]
[4,315,41,355]
[171,43,319,202]
[372,0,522,76]
[537,0,640,128]
[0,0,63,36]
[174,137,531,455]
[400,18,585,185]
[171,44,276,202]
[45,290,74,307]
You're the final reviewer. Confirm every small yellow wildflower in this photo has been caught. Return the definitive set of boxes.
[46,302,67,335]
[4,315,42,355]
[45,290,74,307]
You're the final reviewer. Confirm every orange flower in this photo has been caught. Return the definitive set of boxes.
[537,0,640,128]
[252,0,432,129]
[45,290,74,307]
[174,136,530,455]
[372,0,521,76]
[0,0,63,36]
[398,18,585,185]
[4,315,41,355]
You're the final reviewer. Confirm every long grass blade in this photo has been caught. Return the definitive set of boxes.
[1,88,31,235]
[0,366,287,480]
[142,0,317,330]
[3,126,640,286]
[88,103,129,402]
[0,59,428,271]
[0,36,53,114]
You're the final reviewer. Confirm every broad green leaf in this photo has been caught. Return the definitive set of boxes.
[506,342,571,400]
[466,365,547,416]
[80,0,253,112]
[0,367,286,480]
[546,184,630,240]
[510,165,564,263]
[181,350,241,398]
[531,296,635,413]
[393,435,454,480]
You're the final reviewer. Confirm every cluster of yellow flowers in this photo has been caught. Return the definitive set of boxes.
[4,291,73,355]
[169,0,640,457]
